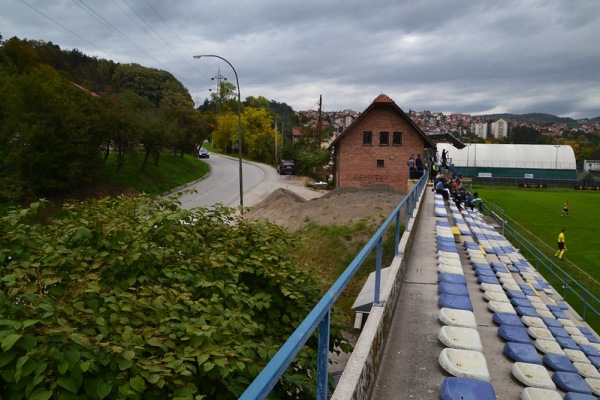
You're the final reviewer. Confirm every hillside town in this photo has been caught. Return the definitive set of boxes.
[297,108,600,141]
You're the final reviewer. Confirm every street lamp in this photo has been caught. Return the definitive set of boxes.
[193,54,244,213]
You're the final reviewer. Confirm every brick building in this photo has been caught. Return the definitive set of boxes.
[329,94,436,192]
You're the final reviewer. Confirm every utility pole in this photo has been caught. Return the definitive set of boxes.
[209,67,227,113]
[316,95,323,150]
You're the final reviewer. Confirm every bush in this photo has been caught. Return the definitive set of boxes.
[0,194,343,399]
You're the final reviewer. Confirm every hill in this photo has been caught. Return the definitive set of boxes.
[480,112,580,125]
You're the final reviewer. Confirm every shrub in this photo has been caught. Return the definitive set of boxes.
[0,195,343,399]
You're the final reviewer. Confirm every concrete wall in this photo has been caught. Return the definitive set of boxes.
[330,184,426,400]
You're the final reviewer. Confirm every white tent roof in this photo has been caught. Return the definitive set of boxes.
[436,143,576,170]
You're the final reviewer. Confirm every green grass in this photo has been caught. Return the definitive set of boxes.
[97,152,210,194]
[474,185,600,328]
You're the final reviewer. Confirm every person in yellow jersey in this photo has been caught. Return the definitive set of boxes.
[555,228,567,260]
[561,200,569,216]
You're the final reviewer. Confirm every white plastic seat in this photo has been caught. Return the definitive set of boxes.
[483,291,510,303]
[480,282,504,293]
[520,387,562,400]
[512,362,556,389]
[527,326,554,340]
[585,377,600,396]
[438,348,490,381]
[438,250,460,259]
[521,316,545,328]
[488,301,516,314]
[527,296,544,304]
[438,264,464,275]
[558,318,576,327]
[439,308,477,329]
[573,335,591,345]
[503,282,521,291]
[536,310,554,319]
[438,326,483,352]
[439,257,462,267]
[564,349,590,364]
[574,361,600,378]
[534,339,565,355]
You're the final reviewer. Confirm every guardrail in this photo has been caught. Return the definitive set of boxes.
[239,173,429,400]
[483,200,600,324]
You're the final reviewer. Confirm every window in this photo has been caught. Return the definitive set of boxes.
[393,131,402,146]
[379,131,389,146]
[363,131,372,145]
[377,159,384,167]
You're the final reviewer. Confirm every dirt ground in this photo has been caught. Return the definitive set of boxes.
[246,184,407,231]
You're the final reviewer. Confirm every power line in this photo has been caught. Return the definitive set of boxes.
[18,0,114,59]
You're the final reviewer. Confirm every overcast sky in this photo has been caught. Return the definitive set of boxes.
[2,0,599,118]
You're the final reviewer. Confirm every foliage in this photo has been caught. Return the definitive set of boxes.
[288,125,333,180]
[0,195,347,399]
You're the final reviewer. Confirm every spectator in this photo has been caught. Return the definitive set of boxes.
[407,154,416,179]
[415,154,424,176]
[435,176,449,201]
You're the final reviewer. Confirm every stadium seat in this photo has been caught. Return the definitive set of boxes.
[504,342,542,364]
[552,371,593,395]
[511,362,556,390]
[439,377,496,400]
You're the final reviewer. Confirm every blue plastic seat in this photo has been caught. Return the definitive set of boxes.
[439,282,470,296]
[504,342,542,364]
[552,310,570,319]
[439,293,473,311]
[516,306,540,318]
[587,355,600,369]
[548,325,571,338]
[579,344,600,358]
[498,325,533,344]
[564,392,599,400]
[585,334,600,344]
[552,371,593,395]
[506,290,526,299]
[543,353,578,373]
[493,312,525,328]
[511,297,532,308]
[439,273,467,285]
[471,262,490,270]
[464,242,480,250]
[477,275,500,285]
[521,287,537,296]
[542,317,563,328]
[438,244,458,253]
[439,377,496,400]
[474,268,496,277]
[556,336,580,350]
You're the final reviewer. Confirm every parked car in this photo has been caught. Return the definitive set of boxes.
[198,149,210,159]
[277,160,296,175]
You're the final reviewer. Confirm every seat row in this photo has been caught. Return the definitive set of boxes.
[434,194,498,399]
[461,207,600,399]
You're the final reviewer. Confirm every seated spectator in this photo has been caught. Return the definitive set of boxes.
[435,176,449,201]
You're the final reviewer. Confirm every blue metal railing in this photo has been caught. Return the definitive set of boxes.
[484,200,600,324]
[239,173,429,400]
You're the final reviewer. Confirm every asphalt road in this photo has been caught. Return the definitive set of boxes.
[171,154,324,211]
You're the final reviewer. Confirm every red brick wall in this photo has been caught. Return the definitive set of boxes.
[335,105,429,192]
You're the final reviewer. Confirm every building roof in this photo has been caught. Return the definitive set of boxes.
[427,133,466,149]
[329,94,436,149]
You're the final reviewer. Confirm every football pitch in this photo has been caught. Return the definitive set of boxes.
[474,186,600,320]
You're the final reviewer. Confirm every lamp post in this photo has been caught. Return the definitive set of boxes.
[466,144,471,177]
[193,54,243,212]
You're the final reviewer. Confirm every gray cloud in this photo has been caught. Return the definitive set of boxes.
[2,0,599,118]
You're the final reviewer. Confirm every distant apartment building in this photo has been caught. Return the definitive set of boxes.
[491,118,509,139]
[471,122,488,139]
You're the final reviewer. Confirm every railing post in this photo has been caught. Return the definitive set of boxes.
[316,311,330,400]
[374,237,383,306]
[394,212,400,256]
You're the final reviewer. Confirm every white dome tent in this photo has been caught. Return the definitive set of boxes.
[435,143,577,180]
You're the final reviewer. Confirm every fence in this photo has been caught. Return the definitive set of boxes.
[239,173,429,400]
[483,201,600,326]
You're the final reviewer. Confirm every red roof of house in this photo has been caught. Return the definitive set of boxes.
[328,94,436,149]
